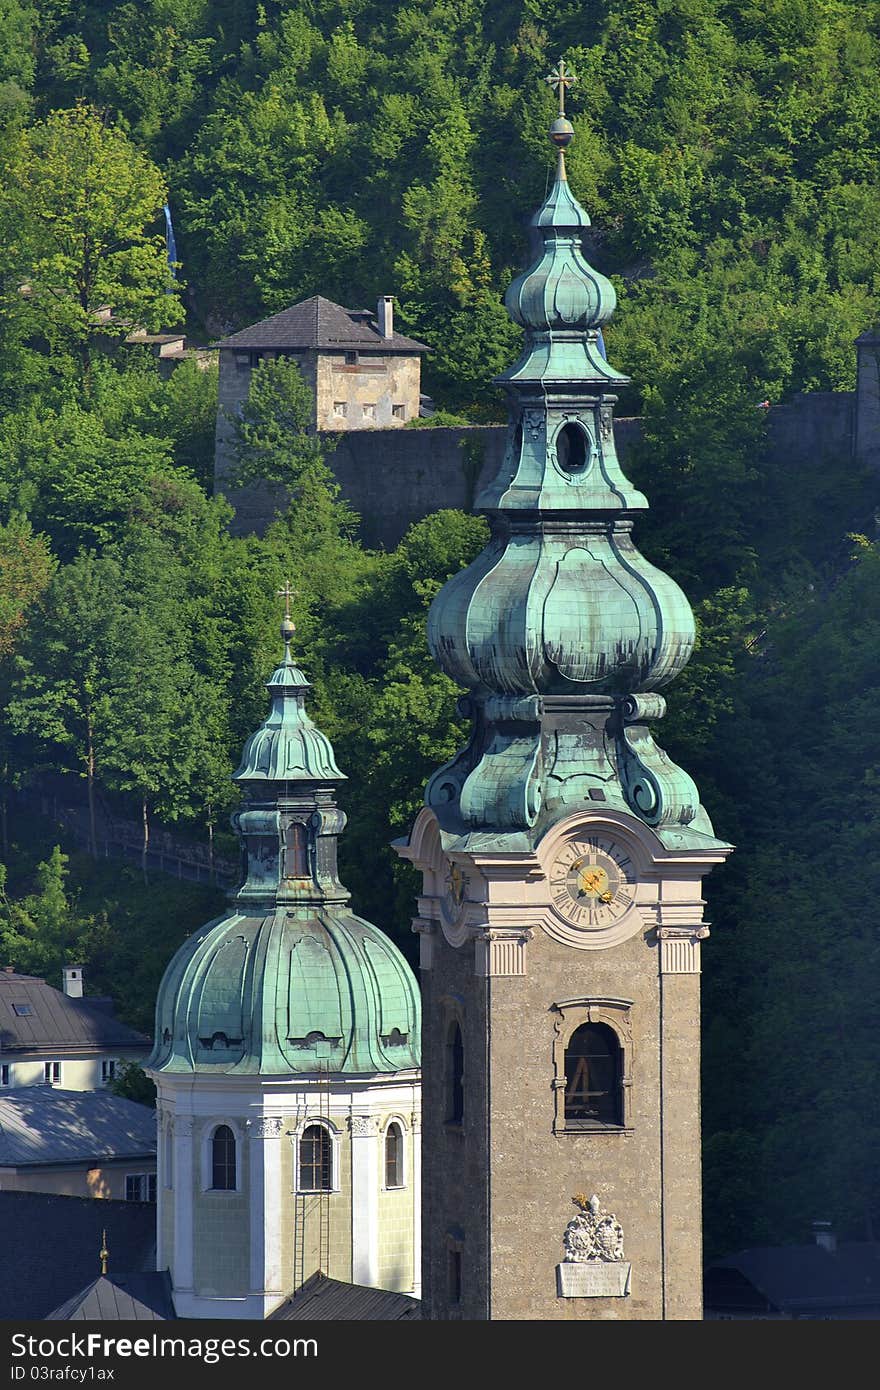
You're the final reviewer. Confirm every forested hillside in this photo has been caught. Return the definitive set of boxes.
[0,0,878,1257]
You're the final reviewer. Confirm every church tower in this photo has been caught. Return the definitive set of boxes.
[397,62,732,1320]
[149,600,421,1318]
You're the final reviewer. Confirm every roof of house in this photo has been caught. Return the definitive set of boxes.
[268,1272,421,1320]
[0,1087,156,1168]
[215,295,430,354]
[705,1241,880,1316]
[0,1190,156,1320]
[48,1271,175,1321]
[0,970,150,1054]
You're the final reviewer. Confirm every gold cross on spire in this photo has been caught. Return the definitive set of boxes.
[545,57,576,116]
[277,581,298,621]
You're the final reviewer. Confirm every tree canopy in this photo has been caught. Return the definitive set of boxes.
[0,0,877,1258]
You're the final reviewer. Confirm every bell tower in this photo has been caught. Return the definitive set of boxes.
[396,61,732,1320]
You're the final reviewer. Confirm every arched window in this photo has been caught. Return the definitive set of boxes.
[211,1124,236,1190]
[564,1024,621,1126]
[385,1123,404,1188]
[299,1124,332,1192]
[556,422,589,473]
[446,1022,464,1125]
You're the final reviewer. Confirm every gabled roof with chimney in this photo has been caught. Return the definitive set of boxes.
[0,970,149,1054]
[214,295,429,354]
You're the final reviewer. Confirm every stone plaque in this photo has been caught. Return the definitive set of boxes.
[557,1261,632,1298]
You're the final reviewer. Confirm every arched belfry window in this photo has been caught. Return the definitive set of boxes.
[564,1024,621,1126]
[551,999,633,1133]
[211,1124,236,1190]
[385,1122,404,1188]
[556,422,589,473]
[446,1021,464,1125]
[299,1124,333,1192]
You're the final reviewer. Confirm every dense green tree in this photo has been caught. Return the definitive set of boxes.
[226,356,327,491]
[0,845,96,978]
[0,102,181,387]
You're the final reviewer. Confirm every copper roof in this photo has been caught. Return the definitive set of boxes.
[215,295,429,353]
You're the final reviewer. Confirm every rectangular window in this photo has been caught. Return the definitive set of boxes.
[333,401,347,417]
[1,1064,9,1086]
[344,351,358,365]
[299,1126,332,1192]
[363,404,376,419]
[12,1003,33,1016]
[392,404,405,419]
[44,1061,61,1084]
[101,1059,117,1083]
[125,1174,157,1203]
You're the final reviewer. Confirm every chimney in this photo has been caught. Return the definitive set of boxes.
[812,1220,837,1254]
[378,295,394,340]
[63,965,83,999]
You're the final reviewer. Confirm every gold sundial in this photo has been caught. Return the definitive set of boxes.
[442,860,469,926]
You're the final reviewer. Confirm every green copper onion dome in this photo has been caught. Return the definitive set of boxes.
[149,617,420,1076]
[421,62,723,850]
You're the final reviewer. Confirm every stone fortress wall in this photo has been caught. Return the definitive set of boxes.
[216,329,879,551]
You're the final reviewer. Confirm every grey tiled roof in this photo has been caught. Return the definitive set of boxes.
[268,1271,420,1320]
[0,1087,156,1166]
[706,1242,880,1315]
[215,295,429,353]
[0,971,150,1053]
[0,1191,156,1319]
[48,1271,175,1321]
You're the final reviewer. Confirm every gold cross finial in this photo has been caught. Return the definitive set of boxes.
[277,581,299,656]
[546,57,576,117]
[277,581,298,621]
[100,1229,109,1275]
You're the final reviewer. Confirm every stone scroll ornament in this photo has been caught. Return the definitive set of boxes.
[563,1193,625,1263]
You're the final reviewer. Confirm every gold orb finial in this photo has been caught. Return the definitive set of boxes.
[545,58,576,177]
[99,1229,109,1275]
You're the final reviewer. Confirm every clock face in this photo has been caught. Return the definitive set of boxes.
[549,835,636,930]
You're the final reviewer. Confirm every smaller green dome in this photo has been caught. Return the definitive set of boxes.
[149,627,420,1079]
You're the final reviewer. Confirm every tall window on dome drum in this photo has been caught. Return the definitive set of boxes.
[300,1125,332,1191]
[564,1023,622,1126]
[385,1123,403,1187]
[446,1022,464,1124]
[211,1125,236,1190]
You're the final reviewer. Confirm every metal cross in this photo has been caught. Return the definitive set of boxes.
[277,581,299,621]
[545,57,576,116]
